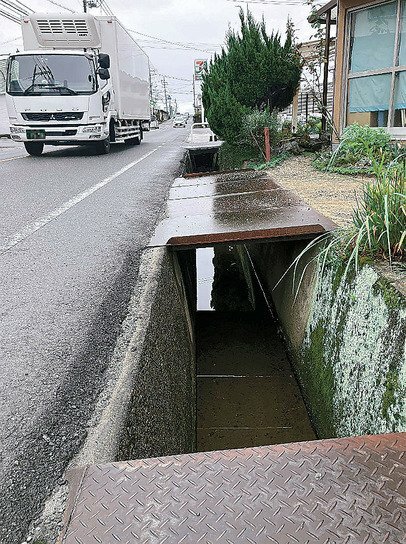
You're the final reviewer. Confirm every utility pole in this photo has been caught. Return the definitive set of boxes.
[149,68,153,115]
[321,8,332,133]
[83,0,87,12]
[161,77,169,118]
[192,75,196,113]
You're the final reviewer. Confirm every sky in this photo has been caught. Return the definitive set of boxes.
[0,0,319,112]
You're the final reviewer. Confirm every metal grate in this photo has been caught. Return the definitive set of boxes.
[36,18,90,37]
[60,433,406,544]
[22,112,84,122]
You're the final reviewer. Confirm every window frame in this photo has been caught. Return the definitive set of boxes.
[342,0,406,138]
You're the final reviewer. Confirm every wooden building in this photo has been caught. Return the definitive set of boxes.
[313,0,405,143]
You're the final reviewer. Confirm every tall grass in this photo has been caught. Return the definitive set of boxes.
[352,157,405,265]
[275,154,405,300]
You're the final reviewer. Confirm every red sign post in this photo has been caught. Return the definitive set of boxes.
[264,127,271,162]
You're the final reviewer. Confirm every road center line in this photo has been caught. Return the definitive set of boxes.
[0,156,26,163]
[0,146,160,255]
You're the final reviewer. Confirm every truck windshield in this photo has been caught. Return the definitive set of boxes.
[7,54,97,96]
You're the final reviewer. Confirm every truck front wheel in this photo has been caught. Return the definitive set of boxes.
[95,136,111,155]
[24,142,44,156]
[127,135,141,145]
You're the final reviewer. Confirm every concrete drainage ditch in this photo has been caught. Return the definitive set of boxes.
[118,240,319,462]
[57,233,405,543]
[29,165,405,543]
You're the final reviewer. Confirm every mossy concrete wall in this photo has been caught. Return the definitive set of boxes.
[250,242,406,439]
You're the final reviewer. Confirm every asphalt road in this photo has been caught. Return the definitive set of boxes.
[0,125,187,543]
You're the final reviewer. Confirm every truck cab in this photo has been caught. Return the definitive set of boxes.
[7,49,111,155]
[6,13,150,155]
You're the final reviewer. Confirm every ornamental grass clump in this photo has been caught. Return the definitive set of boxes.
[352,158,405,264]
[275,156,405,301]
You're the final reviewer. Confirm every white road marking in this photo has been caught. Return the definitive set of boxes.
[0,146,160,255]
[0,155,26,163]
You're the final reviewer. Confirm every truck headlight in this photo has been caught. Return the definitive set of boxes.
[10,127,26,133]
[82,125,102,133]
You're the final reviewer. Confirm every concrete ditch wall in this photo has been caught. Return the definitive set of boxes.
[250,242,406,439]
[118,247,196,460]
[29,246,196,543]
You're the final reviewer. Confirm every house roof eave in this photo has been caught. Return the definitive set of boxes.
[308,0,338,23]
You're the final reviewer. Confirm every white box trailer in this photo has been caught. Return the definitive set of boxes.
[6,13,151,155]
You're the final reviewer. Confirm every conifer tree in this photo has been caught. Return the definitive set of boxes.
[202,9,302,142]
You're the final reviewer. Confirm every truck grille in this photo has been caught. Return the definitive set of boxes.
[22,112,84,122]
[46,130,77,136]
[36,18,90,37]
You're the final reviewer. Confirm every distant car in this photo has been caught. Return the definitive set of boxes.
[141,120,150,132]
[187,122,218,144]
[150,116,159,129]
[173,116,186,128]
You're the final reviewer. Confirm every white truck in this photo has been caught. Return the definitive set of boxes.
[6,13,150,155]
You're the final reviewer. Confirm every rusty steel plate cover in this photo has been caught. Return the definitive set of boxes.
[60,433,406,543]
[149,173,336,247]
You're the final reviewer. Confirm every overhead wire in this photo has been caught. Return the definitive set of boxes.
[12,0,33,12]
[127,28,216,53]
[44,0,75,12]
[0,8,19,22]
[227,0,307,4]
[0,0,30,16]
[100,0,114,16]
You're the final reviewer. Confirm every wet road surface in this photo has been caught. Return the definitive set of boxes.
[0,125,187,543]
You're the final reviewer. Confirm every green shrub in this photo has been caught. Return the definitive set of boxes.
[313,124,400,176]
[218,141,260,170]
[297,116,322,137]
[240,109,280,159]
[328,124,392,170]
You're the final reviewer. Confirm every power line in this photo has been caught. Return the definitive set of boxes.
[100,0,114,16]
[44,0,76,12]
[0,7,19,23]
[127,28,216,53]
[12,0,33,12]
[0,0,30,16]
[227,0,308,4]
[162,74,191,82]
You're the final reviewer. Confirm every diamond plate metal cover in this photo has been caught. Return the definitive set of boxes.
[148,173,336,248]
[60,433,406,543]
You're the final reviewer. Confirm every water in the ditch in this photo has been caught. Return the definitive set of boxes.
[196,246,316,451]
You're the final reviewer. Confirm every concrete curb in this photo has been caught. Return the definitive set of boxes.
[27,247,167,543]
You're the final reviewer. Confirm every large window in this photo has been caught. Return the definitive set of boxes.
[346,0,406,133]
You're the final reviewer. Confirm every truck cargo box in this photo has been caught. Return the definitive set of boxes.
[96,17,150,121]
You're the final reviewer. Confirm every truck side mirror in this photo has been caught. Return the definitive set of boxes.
[98,67,110,80]
[99,53,110,69]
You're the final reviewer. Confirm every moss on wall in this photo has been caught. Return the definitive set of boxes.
[297,260,405,438]
[300,322,336,436]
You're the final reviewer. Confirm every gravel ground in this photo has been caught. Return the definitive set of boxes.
[271,155,369,227]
